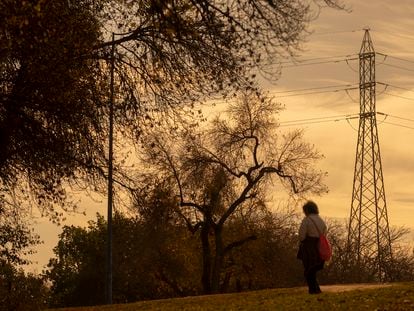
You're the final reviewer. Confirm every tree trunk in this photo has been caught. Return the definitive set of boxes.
[211,225,224,293]
[200,220,212,294]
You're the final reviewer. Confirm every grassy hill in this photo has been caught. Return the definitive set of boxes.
[52,282,414,311]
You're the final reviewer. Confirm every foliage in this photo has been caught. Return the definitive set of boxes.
[46,218,106,307]
[0,0,343,217]
[0,0,108,219]
[0,196,44,310]
[0,223,40,264]
[100,0,345,115]
[0,260,48,311]
[108,0,344,137]
[46,195,306,307]
[46,210,201,307]
[0,212,41,265]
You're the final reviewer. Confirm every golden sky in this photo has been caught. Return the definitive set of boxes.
[272,0,414,231]
[28,0,414,272]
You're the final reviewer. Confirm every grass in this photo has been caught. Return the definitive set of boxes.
[51,282,414,311]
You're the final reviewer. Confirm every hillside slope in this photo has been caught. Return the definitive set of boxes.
[52,282,414,311]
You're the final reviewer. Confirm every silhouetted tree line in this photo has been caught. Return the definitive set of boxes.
[0,216,47,310]
[43,204,414,308]
[0,261,48,311]
[1,191,413,309]
[44,205,306,308]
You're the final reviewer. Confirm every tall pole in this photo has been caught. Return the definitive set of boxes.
[106,32,115,305]
[347,29,392,281]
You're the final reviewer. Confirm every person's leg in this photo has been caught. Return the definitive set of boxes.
[305,267,321,294]
[305,268,316,293]
[313,271,321,293]
[313,262,324,293]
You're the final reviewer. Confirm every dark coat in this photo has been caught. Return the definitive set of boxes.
[297,236,324,273]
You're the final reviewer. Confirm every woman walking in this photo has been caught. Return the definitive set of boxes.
[297,201,327,294]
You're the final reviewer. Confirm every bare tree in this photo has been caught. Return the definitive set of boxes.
[136,91,326,293]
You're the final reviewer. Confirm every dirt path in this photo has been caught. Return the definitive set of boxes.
[320,283,394,293]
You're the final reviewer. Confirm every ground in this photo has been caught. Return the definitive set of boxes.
[321,283,394,293]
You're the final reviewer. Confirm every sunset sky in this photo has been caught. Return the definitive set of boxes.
[272,0,414,230]
[28,0,414,272]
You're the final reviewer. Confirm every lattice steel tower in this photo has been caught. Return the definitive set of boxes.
[347,29,392,281]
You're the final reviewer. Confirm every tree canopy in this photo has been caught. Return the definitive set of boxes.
[0,0,107,216]
[0,0,344,215]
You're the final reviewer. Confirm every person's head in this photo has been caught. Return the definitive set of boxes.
[303,200,319,216]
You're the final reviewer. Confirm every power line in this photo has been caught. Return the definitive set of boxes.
[376,52,414,65]
[345,58,359,73]
[377,112,414,123]
[280,117,414,130]
[382,92,414,101]
[279,54,358,65]
[377,82,414,93]
[272,51,414,73]
[381,121,414,130]
[345,88,358,102]
[270,83,358,94]
[277,51,414,73]
[311,29,363,36]
[280,113,359,124]
[380,63,414,72]
[279,111,414,129]
[279,114,359,127]
[281,57,358,68]
[271,87,359,98]
[279,118,350,127]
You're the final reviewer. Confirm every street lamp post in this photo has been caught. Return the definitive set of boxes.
[106,32,115,305]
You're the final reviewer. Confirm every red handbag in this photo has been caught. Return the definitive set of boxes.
[309,217,332,261]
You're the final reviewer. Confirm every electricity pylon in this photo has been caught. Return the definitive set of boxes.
[347,29,392,281]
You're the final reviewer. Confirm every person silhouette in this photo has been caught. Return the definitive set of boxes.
[297,200,327,294]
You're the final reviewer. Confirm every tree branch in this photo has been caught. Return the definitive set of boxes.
[218,164,298,227]
[94,26,154,50]
[223,235,257,255]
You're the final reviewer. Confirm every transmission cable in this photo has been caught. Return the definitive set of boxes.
[346,118,358,131]
[280,113,359,124]
[345,58,358,72]
[271,83,358,94]
[377,112,414,123]
[377,82,414,93]
[279,114,359,127]
[279,54,358,65]
[271,87,359,98]
[310,29,363,36]
[344,88,358,102]
[281,57,358,69]
[380,63,414,72]
[376,83,389,97]
[279,112,414,129]
[382,92,414,101]
[381,121,414,130]
[376,52,414,65]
